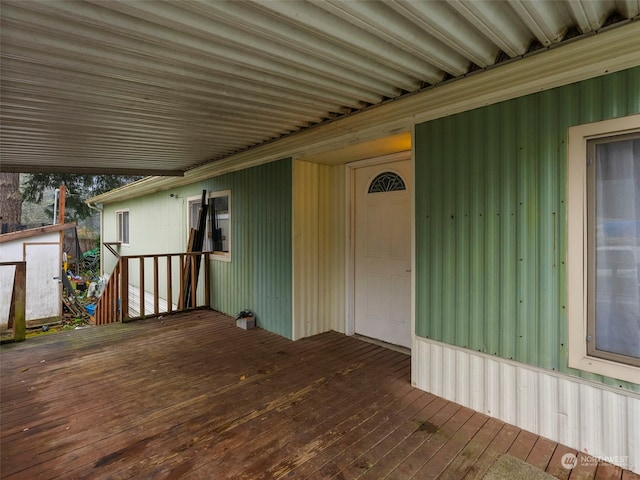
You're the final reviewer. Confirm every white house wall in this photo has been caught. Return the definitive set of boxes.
[101,192,189,314]
[292,160,346,340]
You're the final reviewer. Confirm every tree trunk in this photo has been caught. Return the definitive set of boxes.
[0,173,22,233]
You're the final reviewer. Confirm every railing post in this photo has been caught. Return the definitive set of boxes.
[153,256,159,316]
[204,252,210,308]
[178,254,185,310]
[12,262,26,342]
[190,255,196,309]
[167,256,173,314]
[121,258,130,322]
[139,257,145,319]
[114,262,121,322]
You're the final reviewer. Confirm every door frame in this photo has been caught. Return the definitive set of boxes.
[345,150,414,348]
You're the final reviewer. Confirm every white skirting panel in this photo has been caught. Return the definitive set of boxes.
[412,336,640,474]
[127,284,176,318]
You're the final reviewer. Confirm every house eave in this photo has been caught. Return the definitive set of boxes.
[88,19,640,206]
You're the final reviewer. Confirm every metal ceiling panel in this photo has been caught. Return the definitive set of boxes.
[0,0,636,175]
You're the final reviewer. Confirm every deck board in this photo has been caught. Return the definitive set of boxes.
[0,310,636,479]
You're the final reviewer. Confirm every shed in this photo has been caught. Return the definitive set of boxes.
[0,223,75,328]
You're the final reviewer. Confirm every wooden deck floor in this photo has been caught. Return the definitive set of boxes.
[1,310,637,480]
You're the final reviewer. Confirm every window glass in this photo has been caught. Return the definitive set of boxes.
[117,211,129,244]
[211,195,230,254]
[368,171,406,193]
[188,191,230,259]
[189,200,212,251]
[588,135,640,365]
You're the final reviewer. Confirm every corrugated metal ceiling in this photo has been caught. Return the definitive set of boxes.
[0,0,637,175]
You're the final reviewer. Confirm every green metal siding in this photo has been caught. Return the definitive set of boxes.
[203,159,293,339]
[415,67,640,391]
[102,158,293,339]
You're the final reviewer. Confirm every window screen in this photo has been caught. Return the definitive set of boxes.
[587,134,640,365]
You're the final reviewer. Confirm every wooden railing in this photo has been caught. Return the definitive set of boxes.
[94,250,210,325]
[0,261,26,342]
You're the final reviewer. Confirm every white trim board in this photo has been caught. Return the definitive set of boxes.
[413,336,640,474]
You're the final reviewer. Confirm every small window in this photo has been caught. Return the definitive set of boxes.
[368,172,406,193]
[188,190,231,261]
[587,134,640,367]
[567,115,640,384]
[116,210,129,245]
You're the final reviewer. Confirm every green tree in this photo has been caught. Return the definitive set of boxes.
[21,174,143,221]
[0,173,22,230]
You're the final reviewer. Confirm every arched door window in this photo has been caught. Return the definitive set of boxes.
[368,171,406,193]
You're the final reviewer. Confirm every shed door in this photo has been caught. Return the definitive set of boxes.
[354,160,412,348]
[24,243,61,322]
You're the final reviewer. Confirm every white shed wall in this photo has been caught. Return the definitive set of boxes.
[0,231,62,325]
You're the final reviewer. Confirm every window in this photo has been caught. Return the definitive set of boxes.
[116,210,129,244]
[368,171,406,193]
[568,115,640,384]
[587,134,640,366]
[188,190,231,261]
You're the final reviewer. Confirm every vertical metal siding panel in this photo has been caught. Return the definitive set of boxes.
[500,361,517,425]
[256,158,292,338]
[579,384,602,456]
[469,354,485,413]
[204,160,292,338]
[499,100,517,362]
[428,343,441,395]
[442,115,457,345]
[468,108,486,353]
[414,124,430,339]
[516,367,537,433]
[600,390,625,462]
[485,357,501,418]
[538,373,558,440]
[483,104,501,357]
[310,164,321,333]
[537,88,560,371]
[628,396,640,473]
[630,67,640,113]
[557,373,580,447]
[554,82,579,376]
[455,350,470,406]
[443,346,457,400]
[454,112,471,349]
[602,69,626,119]
[292,160,345,339]
[222,170,253,317]
[414,67,640,391]
[293,160,319,339]
[319,164,346,334]
[428,120,445,341]
[516,93,539,366]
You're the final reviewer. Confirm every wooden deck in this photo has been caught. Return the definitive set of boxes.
[1,310,637,480]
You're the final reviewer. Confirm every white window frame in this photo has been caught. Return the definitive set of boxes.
[567,114,640,384]
[115,210,130,246]
[187,190,231,262]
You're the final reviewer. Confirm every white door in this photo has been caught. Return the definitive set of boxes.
[354,159,412,348]
[24,243,61,322]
